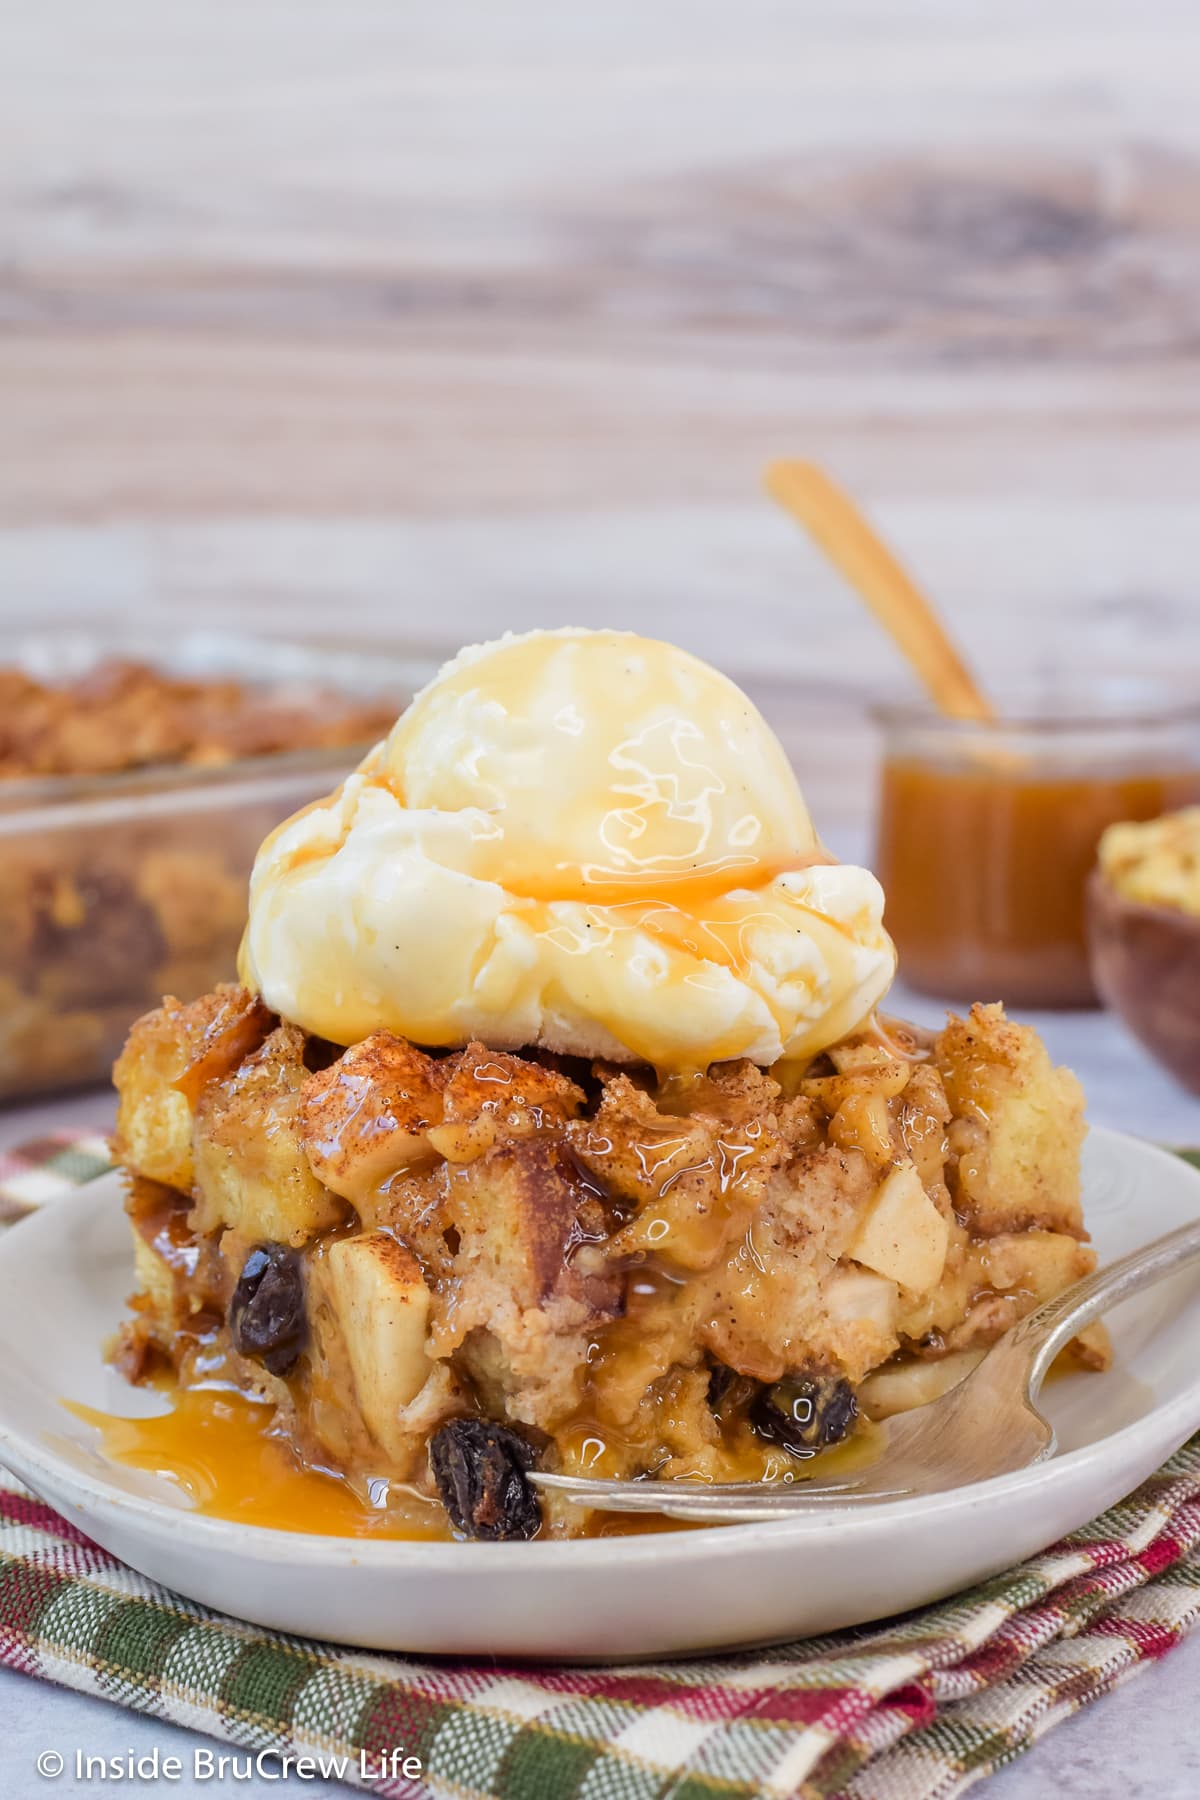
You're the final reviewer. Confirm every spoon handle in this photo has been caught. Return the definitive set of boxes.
[1008,1216,1200,1391]
[765,459,994,722]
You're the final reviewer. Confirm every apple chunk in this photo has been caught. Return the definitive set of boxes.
[325,1233,432,1461]
[824,1267,898,1335]
[849,1159,950,1295]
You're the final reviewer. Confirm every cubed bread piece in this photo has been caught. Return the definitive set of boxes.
[937,1003,1086,1237]
[113,985,272,1190]
[129,1227,182,1345]
[578,1069,794,1272]
[983,1227,1096,1302]
[571,1074,716,1208]
[932,1229,1099,1354]
[300,1034,448,1202]
[443,1136,623,1319]
[192,1024,345,1245]
[115,1176,225,1381]
[704,1260,899,1386]
[124,1174,213,1309]
[695,1145,888,1382]
[427,1044,585,1163]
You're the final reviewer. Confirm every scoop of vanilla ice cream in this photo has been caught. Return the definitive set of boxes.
[239,629,896,1070]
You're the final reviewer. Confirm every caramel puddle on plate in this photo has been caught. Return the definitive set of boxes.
[62,1384,884,1541]
[62,1385,445,1542]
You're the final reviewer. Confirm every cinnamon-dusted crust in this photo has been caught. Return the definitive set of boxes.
[111,988,1108,1538]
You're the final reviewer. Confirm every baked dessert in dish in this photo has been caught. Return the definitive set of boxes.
[0,659,397,778]
[110,630,1108,1540]
[0,659,397,1101]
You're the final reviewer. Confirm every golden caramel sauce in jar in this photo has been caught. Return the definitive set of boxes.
[874,698,1200,1008]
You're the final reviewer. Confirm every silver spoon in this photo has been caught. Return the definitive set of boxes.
[532,1217,1200,1523]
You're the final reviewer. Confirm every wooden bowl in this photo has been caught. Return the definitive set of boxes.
[1087,869,1200,1095]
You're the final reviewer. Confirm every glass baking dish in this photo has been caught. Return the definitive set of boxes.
[0,631,438,1104]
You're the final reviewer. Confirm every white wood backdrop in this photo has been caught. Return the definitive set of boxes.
[3,1,1199,823]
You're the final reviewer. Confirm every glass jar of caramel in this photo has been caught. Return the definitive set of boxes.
[873,689,1200,1008]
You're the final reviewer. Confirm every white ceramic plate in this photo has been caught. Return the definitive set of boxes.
[1,1127,1199,1660]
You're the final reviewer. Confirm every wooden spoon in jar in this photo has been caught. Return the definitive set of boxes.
[765,459,994,723]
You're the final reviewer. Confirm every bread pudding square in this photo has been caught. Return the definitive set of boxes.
[111,987,1107,1540]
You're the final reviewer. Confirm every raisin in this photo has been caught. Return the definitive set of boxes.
[707,1362,759,1420]
[707,1362,738,1409]
[229,1244,306,1376]
[429,1418,541,1541]
[750,1375,858,1458]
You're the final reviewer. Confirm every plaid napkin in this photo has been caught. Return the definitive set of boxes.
[2,1137,1200,1800]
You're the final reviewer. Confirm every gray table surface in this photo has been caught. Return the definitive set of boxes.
[1,989,1198,1797]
